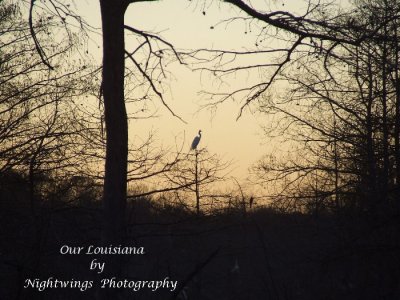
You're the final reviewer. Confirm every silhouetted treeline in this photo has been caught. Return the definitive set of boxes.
[255,0,400,221]
[1,169,399,299]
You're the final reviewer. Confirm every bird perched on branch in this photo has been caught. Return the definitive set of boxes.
[190,130,202,150]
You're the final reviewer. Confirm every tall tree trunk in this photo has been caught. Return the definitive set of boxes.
[333,118,340,211]
[195,151,200,215]
[381,18,389,205]
[394,19,400,208]
[99,0,128,278]
[366,51,377,209]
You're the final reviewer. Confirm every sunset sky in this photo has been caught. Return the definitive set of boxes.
[75,0,351,185]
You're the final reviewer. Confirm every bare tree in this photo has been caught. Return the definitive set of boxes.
[0,1,93,187]
[97,4,185,273]
[160,148,232,215]
[183,0,364,117]
[251,0,400,215]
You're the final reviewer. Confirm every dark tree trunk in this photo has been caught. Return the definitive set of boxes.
[381,19,389,205]
[195,151,200,215]
[366,51,377,208]
[99,0,128,279]
[394,20,400,207]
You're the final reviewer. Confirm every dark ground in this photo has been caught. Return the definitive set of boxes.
[1,189,400,300]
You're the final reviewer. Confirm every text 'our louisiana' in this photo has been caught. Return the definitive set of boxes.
[59,245,145,255]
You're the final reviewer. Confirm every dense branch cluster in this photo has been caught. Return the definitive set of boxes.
[0,2,91,178]
[253,0,400,215]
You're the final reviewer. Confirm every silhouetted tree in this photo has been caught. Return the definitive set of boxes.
[0,1,92,194]
[185,0,364,117]
[162,149,232,215]
[252,0,400,216]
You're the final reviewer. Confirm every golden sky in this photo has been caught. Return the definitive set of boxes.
[76,0,350,184]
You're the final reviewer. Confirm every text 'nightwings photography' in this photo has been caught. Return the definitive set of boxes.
[23,277,178,292]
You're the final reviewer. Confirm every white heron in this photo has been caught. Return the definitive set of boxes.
[190,130,202,150]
